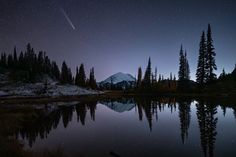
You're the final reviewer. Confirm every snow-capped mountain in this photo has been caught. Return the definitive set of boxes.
[99,72,135,90]
[101,72,135,84]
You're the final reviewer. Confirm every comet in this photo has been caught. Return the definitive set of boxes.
[60,7,76,30]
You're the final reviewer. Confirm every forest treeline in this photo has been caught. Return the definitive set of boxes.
[0,24,236,92]
[134,24,236,93]
[0,43,97,89]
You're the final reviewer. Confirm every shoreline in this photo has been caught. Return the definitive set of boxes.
[1,91,236,104]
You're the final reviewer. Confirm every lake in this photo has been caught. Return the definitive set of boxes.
[1,97,236,157]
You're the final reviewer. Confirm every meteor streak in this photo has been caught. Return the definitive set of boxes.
[60,7,76,30]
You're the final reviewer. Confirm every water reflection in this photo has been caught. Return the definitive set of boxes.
[75,101,96,125]
[16,102,97,147]
[1,97,236,157]
[134,97,178,131]
[178,100,191,144]
[196,102,218,157]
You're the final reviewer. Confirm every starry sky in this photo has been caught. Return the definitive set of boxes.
[0,0,236,81]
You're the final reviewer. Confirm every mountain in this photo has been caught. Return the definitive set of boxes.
[99,72,135,90]
[101,72,135,84]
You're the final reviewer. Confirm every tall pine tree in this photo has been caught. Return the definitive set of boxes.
[77,63,86,87]
[206,24,217,83]
[178,45,185,81]
[51,61,60,80]
[89,67,97,89]
[143,57,151,87]
[196,31,207,85]
[184,51,190,80]
[178,45,190,81]
[137,67,142,87]
[61,61,69,84]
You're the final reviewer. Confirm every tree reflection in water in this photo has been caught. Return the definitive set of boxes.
[2,97,236,157]
[178,100,191,144]
[16,101,97,147]
[196,102,218,157]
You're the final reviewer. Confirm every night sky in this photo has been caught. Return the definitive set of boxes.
[0,0,236,81]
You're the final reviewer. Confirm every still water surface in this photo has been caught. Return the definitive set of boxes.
[12,97,236,157]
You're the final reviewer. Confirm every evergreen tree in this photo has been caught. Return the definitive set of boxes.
[196,31,207,84]
[0,44,67,82]
[89,67,97,89]
[75,66,79,85]
[61,61,69,84]
[51,61,60,80]
[184,52,190,80]
[178,45,190,81]
[77,63,86,87]
[137,67,142,87]
[143,57,152,87]
[206,24,217,82]
[178,45,185,80]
